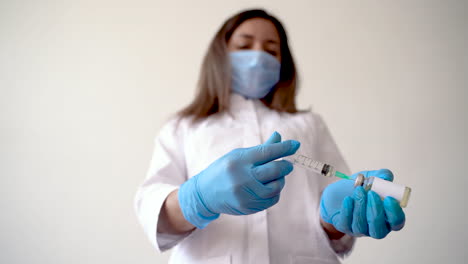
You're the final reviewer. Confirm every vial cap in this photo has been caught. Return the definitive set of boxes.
[354,173,365,187]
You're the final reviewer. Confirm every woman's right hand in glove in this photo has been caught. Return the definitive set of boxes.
[178,132,300,229]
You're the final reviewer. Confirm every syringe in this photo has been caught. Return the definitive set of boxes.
[284,154,411,207]
[284,154,351,180]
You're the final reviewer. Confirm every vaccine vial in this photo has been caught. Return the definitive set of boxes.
[354,174,411,208]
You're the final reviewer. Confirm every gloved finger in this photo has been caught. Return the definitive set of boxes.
[253,160,293,183]
[373,169,394,182]
[266,195,281,208]
[333,196,354,235]
[247,194,281,212]
[351,186,368,236]
[261,177,286,198]
[367,191,390,239]
[359,169,394,182]
[263,131,281,145]
[383,197,405,231]
[248,140,300,166]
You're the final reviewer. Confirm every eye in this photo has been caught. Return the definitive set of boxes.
[236,45,250,50]
[266,50,278,56]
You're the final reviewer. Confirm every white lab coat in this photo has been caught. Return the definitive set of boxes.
[134,94,354,264]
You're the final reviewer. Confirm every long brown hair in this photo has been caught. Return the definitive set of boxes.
[178,9,299,122]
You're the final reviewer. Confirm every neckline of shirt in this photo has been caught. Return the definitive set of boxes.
[229,93,268,112]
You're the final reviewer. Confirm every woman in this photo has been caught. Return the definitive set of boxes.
[134,9,405,264]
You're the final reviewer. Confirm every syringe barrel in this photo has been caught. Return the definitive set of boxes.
[285,155,335,177]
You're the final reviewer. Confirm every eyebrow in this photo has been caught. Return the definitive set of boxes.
[238,33,254,39]
[237,33,279,45]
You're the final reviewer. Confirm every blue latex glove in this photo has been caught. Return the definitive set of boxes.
[320,169,406,239]
[178,132,300,229]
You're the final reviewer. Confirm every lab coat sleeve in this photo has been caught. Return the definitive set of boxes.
[312,113,356,257]
[134,118,191,253]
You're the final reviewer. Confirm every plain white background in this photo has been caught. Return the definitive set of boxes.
[1,0,467,263]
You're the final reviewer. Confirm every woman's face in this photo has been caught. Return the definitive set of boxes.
[227,18,282,62]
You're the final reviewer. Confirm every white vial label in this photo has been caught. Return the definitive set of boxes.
[371,177,406,203]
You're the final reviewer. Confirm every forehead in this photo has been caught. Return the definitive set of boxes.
[231,18,280,42]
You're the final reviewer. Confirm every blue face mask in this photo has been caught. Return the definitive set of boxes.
[229,50,281,99]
